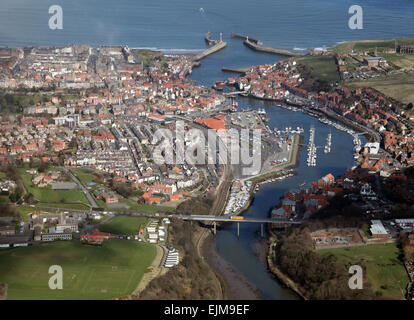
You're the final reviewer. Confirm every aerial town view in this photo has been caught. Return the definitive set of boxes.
[1,0,414,313]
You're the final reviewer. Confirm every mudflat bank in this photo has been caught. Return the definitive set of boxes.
[201,232,262,300]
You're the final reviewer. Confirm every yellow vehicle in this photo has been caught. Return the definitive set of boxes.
[231,216,244,220]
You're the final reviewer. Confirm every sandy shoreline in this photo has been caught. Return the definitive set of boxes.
[201,232,262,300]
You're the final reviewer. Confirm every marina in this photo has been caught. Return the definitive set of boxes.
[307,126,316,167]
[273,126,304,136]
[213,95,359,299]
[253,170,296,193]
[318,117,361,160]
[324,133,332,154]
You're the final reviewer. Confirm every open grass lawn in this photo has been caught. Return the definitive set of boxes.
[133,49,166,67]
[345,72,414,105]
[0,240,156,299]
[382,54,414,70]
[119,198,175,213]
[320,243,409,299]
[99,216,148,235]
[96,199,108,209]
[18,168,89,206]
[36,202,91,210]
[16,207,37,222]
[71,168,97,186]
[295,55,340,82]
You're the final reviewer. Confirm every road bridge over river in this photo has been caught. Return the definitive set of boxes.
[19,204,300,237]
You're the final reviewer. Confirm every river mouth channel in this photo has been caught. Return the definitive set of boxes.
[216,96,358,299]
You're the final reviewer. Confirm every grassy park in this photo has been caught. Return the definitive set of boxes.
[99,216,148,235]
[70,168,98,186]
[294,55,340,83]
[18,168,90,206]
[320,243,409,299]
[0,240,156,300]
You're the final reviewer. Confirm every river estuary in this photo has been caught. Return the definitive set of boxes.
[190,44,362,300]
[2,0,414,300]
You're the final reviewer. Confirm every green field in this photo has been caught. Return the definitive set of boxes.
[36,202,91,210]
[294,55,340,82]
[320,243,409,299]
[132,49,167,67]
[330,38,414,54]
[119,198,175,213]
[18,168,89,206]
[345,72,414,105]
[99,216,148,235]
[0,240,156,300]
[71,168,97,186]
[381,53,414,70]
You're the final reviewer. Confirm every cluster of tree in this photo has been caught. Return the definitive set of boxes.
[0,203,21,221]
[175,195,214,216]
[310,193,365,221]
[112,182,132,199]
[37,161,50,173]
[382,167,414,209]
[273,227,376,299]
[0,92,51,113]
[0,165,25,204]
[137,196,219,299]
[400,231,414,262]
[402,166,414,179]
[138,219,218,299]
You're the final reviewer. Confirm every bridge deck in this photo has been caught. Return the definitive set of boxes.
[181,215,300,224]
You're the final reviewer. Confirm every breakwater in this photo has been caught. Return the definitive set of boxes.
[244,39,304,57]
[221,66,250,73]
[205,32,214,46]
[193,40,227,61]
[230,33,261,45]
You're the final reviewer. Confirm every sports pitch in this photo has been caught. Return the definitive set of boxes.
[0,240,156,299]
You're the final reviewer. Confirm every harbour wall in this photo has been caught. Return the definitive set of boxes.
[230,33,261,45]
[221,66,250,73]
[193,40,227,61]
[244,39,304,57]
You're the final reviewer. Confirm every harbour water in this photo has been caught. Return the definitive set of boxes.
[208,96,362,300]
[1,0,414,300]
